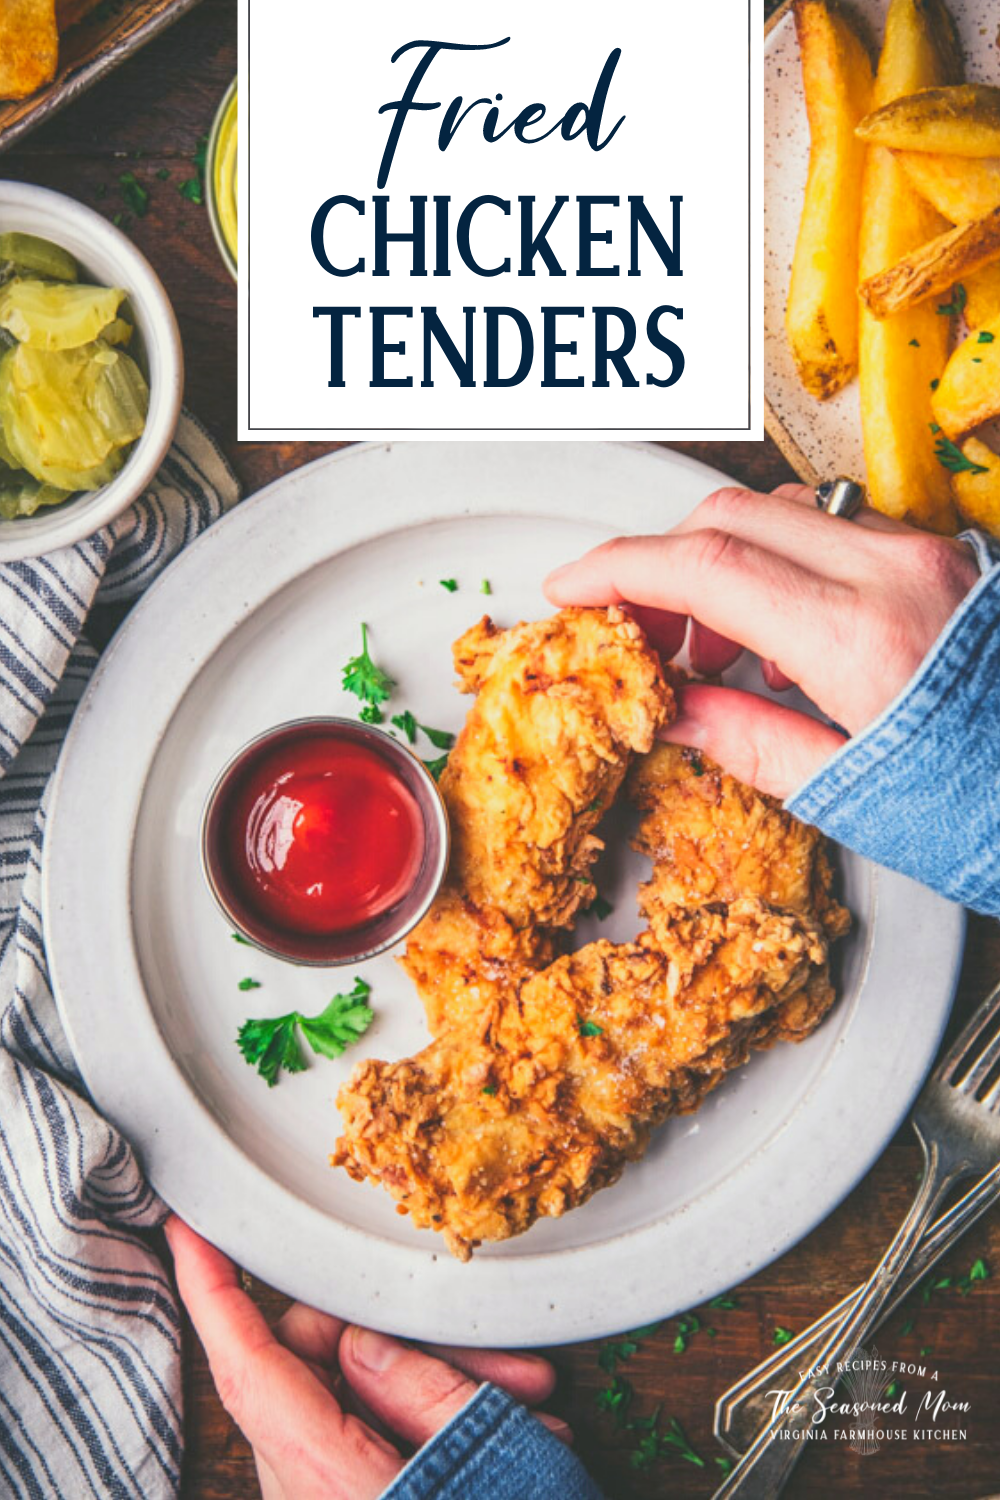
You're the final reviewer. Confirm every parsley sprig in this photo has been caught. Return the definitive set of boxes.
[237,977,374,1087]
[342,624,396,709]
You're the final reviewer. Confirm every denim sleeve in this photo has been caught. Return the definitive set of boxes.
[380,1384,606,1500]
[786,529,1000,916]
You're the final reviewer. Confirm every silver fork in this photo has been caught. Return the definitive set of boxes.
[709,979,1000,1499]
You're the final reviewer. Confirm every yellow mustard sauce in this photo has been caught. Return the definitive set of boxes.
[209,81,237,277]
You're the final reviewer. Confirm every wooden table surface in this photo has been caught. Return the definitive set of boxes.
[4,1,999,1495]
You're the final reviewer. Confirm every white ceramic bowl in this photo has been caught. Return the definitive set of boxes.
[0,180,184,562]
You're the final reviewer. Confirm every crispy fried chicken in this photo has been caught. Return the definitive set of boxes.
[334,899,828,1259]
[332,616,848,1259]
[401,606,672,1034]
[629,742,850,943]
[441,606,673,929]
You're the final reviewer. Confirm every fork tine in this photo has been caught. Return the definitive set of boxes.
[937,980,1000,1085]
[952,1024,1000,1095]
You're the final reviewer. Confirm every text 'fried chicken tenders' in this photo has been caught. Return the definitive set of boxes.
[333,900,829,1260]
[443,606,674,928]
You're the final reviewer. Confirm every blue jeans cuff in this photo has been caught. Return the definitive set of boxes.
[379,1384,606,1500]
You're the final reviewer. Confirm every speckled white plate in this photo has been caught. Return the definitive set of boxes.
[42,442,964,1346]
[765,0,1000,483]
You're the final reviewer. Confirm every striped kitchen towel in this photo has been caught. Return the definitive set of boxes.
[0,411,240,1499]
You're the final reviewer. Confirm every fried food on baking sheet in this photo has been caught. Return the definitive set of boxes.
[628,743,850,945]
[440,606,673,931]
[894,151,1000,224]
[948,437,1000,537]
[0,0,58,100]
[334,899,829,1261]
[857,84,1000,158]
[857,0,962,534]
[399,885,554,1036]
[859,206,1000,318]
[931,312,1000,437]
[785,0,874,400]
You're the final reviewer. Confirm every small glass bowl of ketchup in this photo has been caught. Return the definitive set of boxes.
[200,717,449,965]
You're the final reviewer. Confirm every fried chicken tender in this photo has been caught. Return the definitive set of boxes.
[441,606,673,930]
[400,606,672,1034]
[400,886,554,1035]
[629,743,850,945]
[333,618,849,1260]
[333,899,828,1260]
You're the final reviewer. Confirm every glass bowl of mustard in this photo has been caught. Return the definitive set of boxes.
[207,77,237,281]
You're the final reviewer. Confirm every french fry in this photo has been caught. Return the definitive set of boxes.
[0,0,58,100]
[931,313,1000,436]
[858,0,962,532]
[859,206,1000,317]
[949,436,1000,537]
[785,0,874,399]
[858,85,1000,158]
[894,150,1000,223]
[965,261,1000,328]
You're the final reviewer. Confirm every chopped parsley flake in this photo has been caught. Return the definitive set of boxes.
[358,703,383,725]
[422,753,450,782]
[391,711,417,743]
[118,171,149,217]
[238,978,261,991]
[439,579,458,592]
[979,331,995,344]
[595,1375,634,1427]
[909,338,920,347]
[579,1018,604,1038]
[957,1257,989,1294]
[420,723,455,750]
[937,284,967,317]
[709,1293,740,1309]
[773,1327,793,1346]
[935,436,989,476]
[480,578,492,595]
[481,1084,497,1096]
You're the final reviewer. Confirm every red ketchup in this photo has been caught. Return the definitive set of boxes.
[216,730,424,938]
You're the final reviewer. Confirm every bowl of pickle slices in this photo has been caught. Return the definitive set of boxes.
[0,180,183,562]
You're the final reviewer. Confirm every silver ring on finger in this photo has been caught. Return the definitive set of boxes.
[814,476,867,519]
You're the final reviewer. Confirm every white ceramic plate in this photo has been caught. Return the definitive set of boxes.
[764,0,999,482]
[43,442,964,1346]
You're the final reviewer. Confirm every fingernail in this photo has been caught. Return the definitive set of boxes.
[659,716,708,749]
[350,1326,402,1372]
[537,1413,574,1445]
